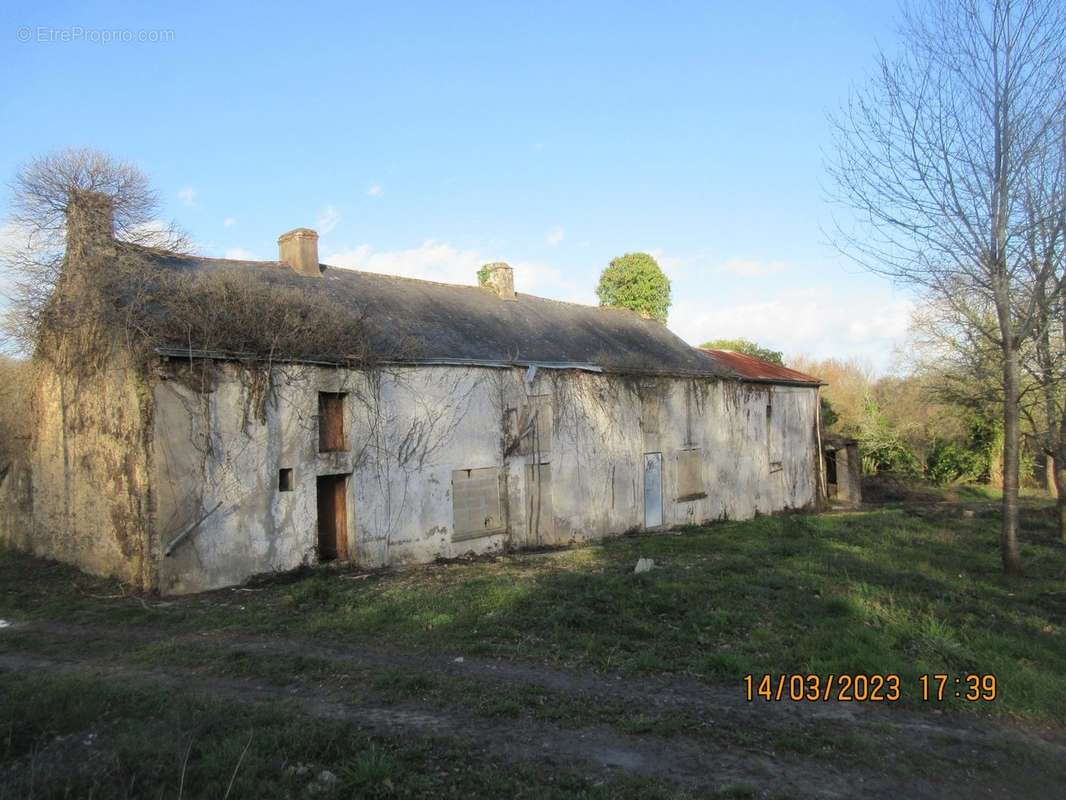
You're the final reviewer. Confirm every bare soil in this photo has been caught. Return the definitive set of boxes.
[3,617,1063,799]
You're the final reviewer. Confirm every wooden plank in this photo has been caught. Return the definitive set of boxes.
[334,476,349,561]
[318,393,346,452]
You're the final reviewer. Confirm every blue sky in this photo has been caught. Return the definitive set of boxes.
[1,1,914,369]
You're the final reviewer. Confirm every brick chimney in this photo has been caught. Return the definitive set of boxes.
[278,228,321,277]
[65,189,114,260]
[480,262,515,300]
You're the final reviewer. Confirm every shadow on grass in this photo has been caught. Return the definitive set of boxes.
[2,499,1064,721]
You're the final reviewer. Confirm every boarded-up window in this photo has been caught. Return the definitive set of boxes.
[452,467,504,541]
[318,392,347,452]
[518,395,553,457]
[676,449,706,501]
[641,392,661,452]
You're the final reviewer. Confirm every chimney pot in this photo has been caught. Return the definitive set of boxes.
[278,228,321,276]
[479,262,515,301]
[66,189,114,257]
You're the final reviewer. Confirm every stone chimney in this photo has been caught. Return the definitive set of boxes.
[480,262,515,300]
[278,228,321,277]
[65,189,114,259]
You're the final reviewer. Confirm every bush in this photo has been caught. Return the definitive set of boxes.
[596,253,671,323]
[857,399,923,476]
[926,440,987,485]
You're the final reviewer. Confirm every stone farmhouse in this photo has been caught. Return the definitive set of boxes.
[0,192,826,594]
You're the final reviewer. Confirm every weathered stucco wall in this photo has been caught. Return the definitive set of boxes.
[5,342,156,588]
[0,459,34,553]
[153,361,819,594]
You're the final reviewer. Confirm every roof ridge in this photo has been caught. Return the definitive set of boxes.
[121,241,288,268]
[322,263,632,315]
[134,245,652,319]
[129,248,740,381]
[322,264,477,291]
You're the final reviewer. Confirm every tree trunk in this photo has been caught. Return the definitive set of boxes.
[1046,455,1059,499]
[1000,344,1024,575]
[1055,464,1066,542]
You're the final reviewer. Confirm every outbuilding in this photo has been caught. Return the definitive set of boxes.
[0,192,826,593]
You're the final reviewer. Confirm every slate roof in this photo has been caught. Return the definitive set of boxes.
[143,252,738,379]
[139,251,819,386]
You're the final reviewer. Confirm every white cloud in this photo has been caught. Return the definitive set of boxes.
[545,226,565,246]
[367,184,382,198]
[647,249,687,274]
[323,241,595,305]
[177,186,197,206]
[669,286,913,370]
[717,258,786,278]
[224,247,258,261]
[223,217,236,228]
[317,205,340,235]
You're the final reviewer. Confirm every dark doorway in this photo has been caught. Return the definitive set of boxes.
[316,474,349,561]
[825,450,838,486]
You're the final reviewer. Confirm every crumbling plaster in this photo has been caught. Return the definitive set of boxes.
[152,361,819,595]
[8,342,156,588]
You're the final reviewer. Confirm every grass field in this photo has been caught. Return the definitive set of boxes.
[3,497,1063,719]
[1,494,1065,798]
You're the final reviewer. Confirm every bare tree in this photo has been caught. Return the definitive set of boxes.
[828,0,1066,574]
[1,147,188,353]
[1025,130,1066,534]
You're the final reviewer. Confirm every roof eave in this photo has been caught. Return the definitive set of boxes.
[153,347,737,379]
[732,377,825,388]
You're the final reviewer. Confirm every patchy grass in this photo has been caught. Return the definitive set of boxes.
[0,671,694,800]
[2,499,1064,721]
[3,629,908,776]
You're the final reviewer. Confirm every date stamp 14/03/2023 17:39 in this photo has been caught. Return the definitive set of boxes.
[743,673,999,703]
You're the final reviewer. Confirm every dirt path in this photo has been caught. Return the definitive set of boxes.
[3,619,1064,799]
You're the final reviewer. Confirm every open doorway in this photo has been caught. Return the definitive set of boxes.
[316,474,349,561]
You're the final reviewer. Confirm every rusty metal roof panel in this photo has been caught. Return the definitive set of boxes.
[698,349,822,385]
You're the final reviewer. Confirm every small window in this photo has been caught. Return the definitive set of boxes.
[278,468,294,492]
[318,392,347,452]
